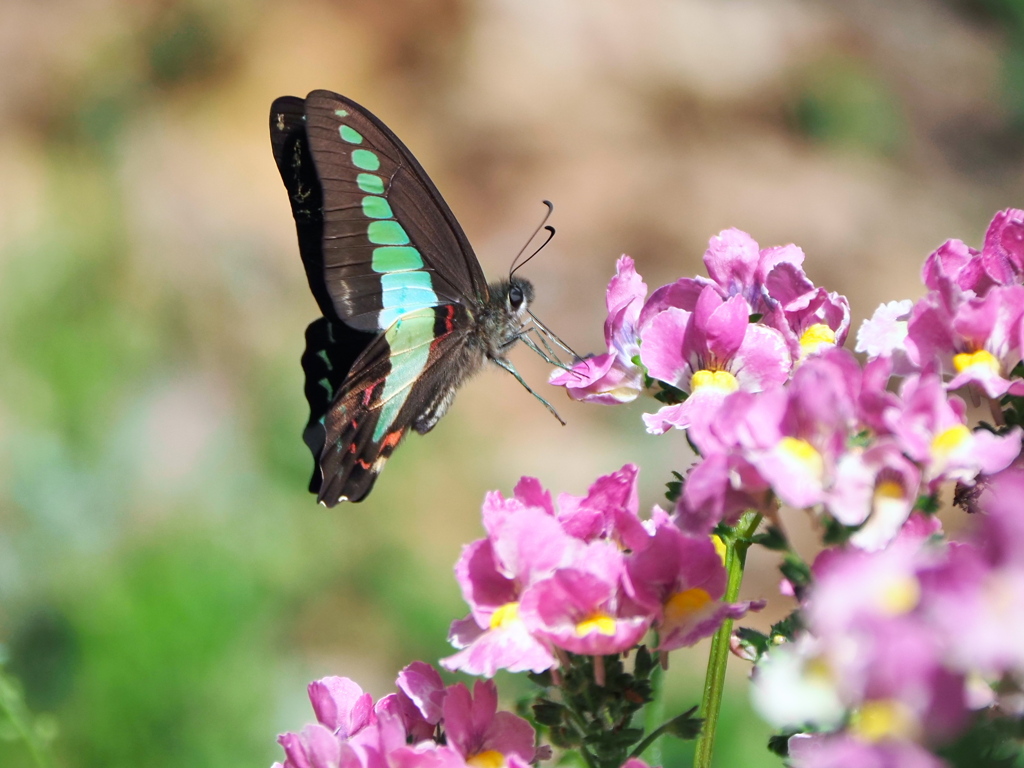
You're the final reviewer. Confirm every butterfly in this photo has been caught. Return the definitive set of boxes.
[269,90,568,505]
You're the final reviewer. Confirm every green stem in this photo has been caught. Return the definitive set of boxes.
[0,669,53,768]
[691,512,762,768]
[640,657,665,765]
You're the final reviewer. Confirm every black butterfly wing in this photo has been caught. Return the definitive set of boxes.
[302,90,490,332]
[316,304,481,505]
[269,95,333,316]
[271,97,377,493]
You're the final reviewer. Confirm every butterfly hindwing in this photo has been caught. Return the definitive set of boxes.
[316,303,479,504]
[302,91,489,332]
[300,317,376,494]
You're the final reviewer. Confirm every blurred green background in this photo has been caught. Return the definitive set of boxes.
[1,1,1024,766]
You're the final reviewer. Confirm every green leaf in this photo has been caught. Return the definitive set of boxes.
[780,554,813,594]
[751,526,789,551]
[664,708,703,741]
[532,699,565,727]
[938,712,1024,768]
[770,612,803,643]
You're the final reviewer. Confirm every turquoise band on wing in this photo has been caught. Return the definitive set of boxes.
[374,309,435,441]
[334,119,439,335]
[378,272,437,328]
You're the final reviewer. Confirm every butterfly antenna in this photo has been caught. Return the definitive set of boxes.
[509,200,555,278]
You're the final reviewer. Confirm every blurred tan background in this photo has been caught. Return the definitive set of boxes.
[1,1,1022,766]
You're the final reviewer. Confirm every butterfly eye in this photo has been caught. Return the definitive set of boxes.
[508,284,525,310]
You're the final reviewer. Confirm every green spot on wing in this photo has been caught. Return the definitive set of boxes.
[339,125,363,144]
[372,246,423,273]
[352,149,380,171]
[368,220,409,245]
[334,109,348,117]
[357,173,385,194]
[362,196,393,219]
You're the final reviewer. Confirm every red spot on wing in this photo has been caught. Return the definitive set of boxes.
[381,429,404,452]
[431,305,458,353]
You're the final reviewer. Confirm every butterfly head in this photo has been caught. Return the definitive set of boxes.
[506,276,535,316]
[479,277,535,358]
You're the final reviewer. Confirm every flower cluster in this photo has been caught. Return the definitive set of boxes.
[273,662,540,768]
[550,229,850,430]
[272,210,1024,768]
[552,219,1024,550]
[442,464,761,678]
[859,208,1024,396]
[547,209,1024,766]
[750,462,1024,768]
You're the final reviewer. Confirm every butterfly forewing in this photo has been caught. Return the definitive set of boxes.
[302,90,489,332]
[270,96,336,317]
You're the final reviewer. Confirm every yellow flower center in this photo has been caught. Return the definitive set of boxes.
[850,699,919,743]
[575,611,617,637]
[805,655,834,682]
[799,323,837,354]
[489,602,520,630]
[664,588,712,623]
[779,437,825,478]
[467,750,506,768]
[874,480,903,501]
[711,535,727,564]
[878,575,920,616]
[691,369,739,393]
[931,424,970,461]
[953,349,1000,375]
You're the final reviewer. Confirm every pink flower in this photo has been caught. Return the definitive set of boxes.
[520,543,651,656]
[908,285,1024,398]
[308,677,375,740]
[640,285,792,434]
[442,680,536,767]
[625,520,760,650]
[884,375,1021,489]
[445,467,665,674]
[550,256,648,404]
[787,734,948,768]
[856,300,916,374]
[442,519,563,676]
[827,441,921,551]
[274,667,540,768]
[554,463,649,551]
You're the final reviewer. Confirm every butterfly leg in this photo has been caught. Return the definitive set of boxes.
[491,357,567,426]
[527,311,581,360]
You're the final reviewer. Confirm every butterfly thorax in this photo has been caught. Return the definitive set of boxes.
[474,277,535,361]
